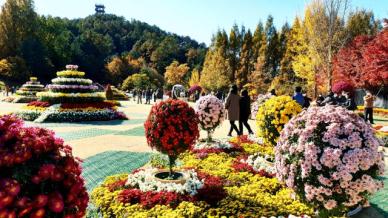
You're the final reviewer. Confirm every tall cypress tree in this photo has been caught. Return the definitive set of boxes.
[236,30,253,88]
[278,22,290,74]
[228,24,241,82]
[252,22,265,64]
[264,15,280,78]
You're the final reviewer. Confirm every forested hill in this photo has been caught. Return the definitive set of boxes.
[0,0,207,85]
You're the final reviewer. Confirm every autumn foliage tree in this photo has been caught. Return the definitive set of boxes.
[332,35,371,88]
[333,27,387,90]
[361,28,388,88]
[164,61,190,87]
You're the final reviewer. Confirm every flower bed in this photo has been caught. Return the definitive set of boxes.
[47,84,99,93]
[17,101,127,122]
[191,139,243,157]
[51,78,93,85]
[37,92,105,104]
[91,137,313,217]
[233,153,276,178]
[357,106,388,118]
[0,115,88,217]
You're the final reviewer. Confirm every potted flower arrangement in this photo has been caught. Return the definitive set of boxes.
[0,115,88,217]
[194,95,225,143]
[144,99,199,181]
[276,106,385,217]
[256,95,302,146]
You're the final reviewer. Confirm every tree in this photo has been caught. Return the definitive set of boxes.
[264,15,281,78]
[249,55,270,94]
[164,61,189,86]
[105,56,129,85]
[332,35,371,88]
[346,9,380,43]
[188,68,200,87]
[151,36,179,73]
[304,0,349,91]
[141,66,164,88]
[361,28,388,88]
[280,18,302,78]
[0,0,38,58]
[278,23,290,74]
[236,30,253,88]
[200,48,230,91]
[252,22,265,63]
[0,56,29,84]
[39,16,73,72]
[292,11,319,96]
[122,73,150,90]
[228,24,241,82]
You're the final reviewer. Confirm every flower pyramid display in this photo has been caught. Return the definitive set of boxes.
[16,65,127,122]
[4,77,45,103]
[0,115,88,217]
[276,106,385,217]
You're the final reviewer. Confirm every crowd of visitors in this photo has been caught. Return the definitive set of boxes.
[131,88,163,104]
[222,84,377,137]
[126,83,377,136]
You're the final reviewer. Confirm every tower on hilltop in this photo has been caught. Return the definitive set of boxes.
[95,4,105,14]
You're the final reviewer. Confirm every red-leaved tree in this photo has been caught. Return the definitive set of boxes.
[361,29,388,88]
[333,28,388,90]
[332,35,372,88]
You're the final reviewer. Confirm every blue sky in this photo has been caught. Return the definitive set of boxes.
[0,0,387,45]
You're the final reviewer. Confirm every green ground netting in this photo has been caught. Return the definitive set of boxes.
[370,167,388,216]
[30,119,145,127]
[82,151,152,192]
[56,128,118,141]
[113,126,145,136]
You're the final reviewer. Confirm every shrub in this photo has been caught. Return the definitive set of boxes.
[332,81,354,94]
[194,95,225,141]
[0,115,88,217]
[256,96,301,146]
[276,106,385,217]
[144,99,199,175]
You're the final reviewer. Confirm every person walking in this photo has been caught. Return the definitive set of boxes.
[225,85,241,137]
[137,89,143,104]
[239,90,254,135]
[363,90,375,124]
[146,89,152,104]
[292,86,305,107]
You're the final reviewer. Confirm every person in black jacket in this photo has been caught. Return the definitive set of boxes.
[239,90,254,135]
[341,91,357,111]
